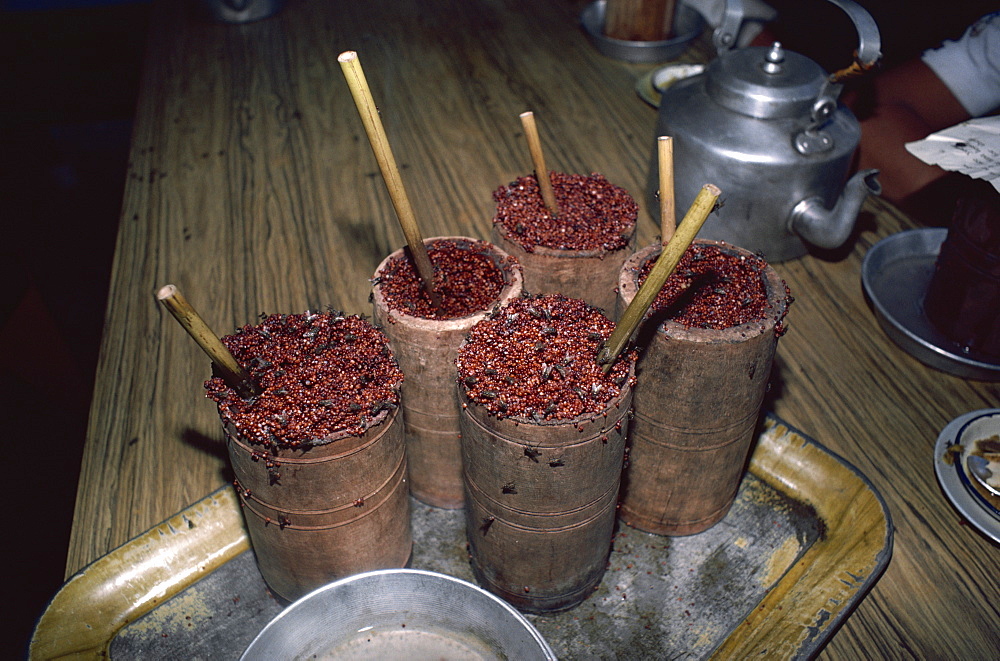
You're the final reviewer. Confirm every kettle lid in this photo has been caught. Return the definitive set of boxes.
[706,43,828,120]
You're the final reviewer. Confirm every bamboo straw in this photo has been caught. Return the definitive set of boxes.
[338,50,441,307]
[156,284,262,399]
[598,184,721,371]
[519,111,560,217]
[658,136,675,244]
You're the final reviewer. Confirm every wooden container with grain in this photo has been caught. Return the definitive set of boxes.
[490,172,637,319]
[456,294,636,612]
[616,240,791,535]
[371,236,523,509]
[207,312,411,601]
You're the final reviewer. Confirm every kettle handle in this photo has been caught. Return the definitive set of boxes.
[826,0,881,68]
[713,0,881,70]
[712,0,744,53]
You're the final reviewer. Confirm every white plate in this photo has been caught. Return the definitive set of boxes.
[958,411,1000,516]
[934,408,1000,544]
[635,63,705,108]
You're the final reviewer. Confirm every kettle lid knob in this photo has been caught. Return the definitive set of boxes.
[762,42,785,74]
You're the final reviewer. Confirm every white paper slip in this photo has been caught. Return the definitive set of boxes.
[905,116,1000,192]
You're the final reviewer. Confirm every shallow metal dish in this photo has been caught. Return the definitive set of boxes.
[581,0,705,63]
[861,228,1000,381]
[240,568,556,660]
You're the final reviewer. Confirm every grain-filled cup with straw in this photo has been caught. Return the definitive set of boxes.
[614,195,794,535]
[371,237,523,508]
[158,286,412,601]
[339,51,524,508]
[455,190,721,613]
[457,293,637,613]
[490,111,637,319]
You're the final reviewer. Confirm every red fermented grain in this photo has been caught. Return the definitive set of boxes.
[375,239,513,320]
[205,311,403,448]
[492,172,637,252]
[638,243,792,334]
[456,294,636,421]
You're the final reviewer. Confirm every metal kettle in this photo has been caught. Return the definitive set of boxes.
[649,0,882,261]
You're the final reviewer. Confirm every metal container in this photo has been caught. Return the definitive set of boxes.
[648,0,882,261]
[241,569,556,660]
[580,0,706,63]
[201,0,283,23]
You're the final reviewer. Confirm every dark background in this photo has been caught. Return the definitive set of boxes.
[1,0,995,655]
[1,0,150,654]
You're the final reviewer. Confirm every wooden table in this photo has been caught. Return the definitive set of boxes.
[65,0,998,658]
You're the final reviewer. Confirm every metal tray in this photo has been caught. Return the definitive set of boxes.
[30,414,892,659]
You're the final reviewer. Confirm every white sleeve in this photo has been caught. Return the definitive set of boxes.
[921,11,1000,117]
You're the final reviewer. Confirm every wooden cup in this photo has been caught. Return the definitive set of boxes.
[604,0,679,42]
[616,240,789,535]
[227,407,411,601]
[371,237,524,508]
[460,366,634,613]
[491,222,635,320]
[923,189,1000,359]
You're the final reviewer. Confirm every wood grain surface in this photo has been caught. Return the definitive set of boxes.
[66,0,998,658]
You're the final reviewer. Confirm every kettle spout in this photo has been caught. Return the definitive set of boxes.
[789,169,881,250]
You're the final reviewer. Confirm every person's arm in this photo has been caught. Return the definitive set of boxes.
[854,57,971,204]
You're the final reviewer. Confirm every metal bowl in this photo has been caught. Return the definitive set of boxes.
[240,568,557,660]
[581,0,706,63]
